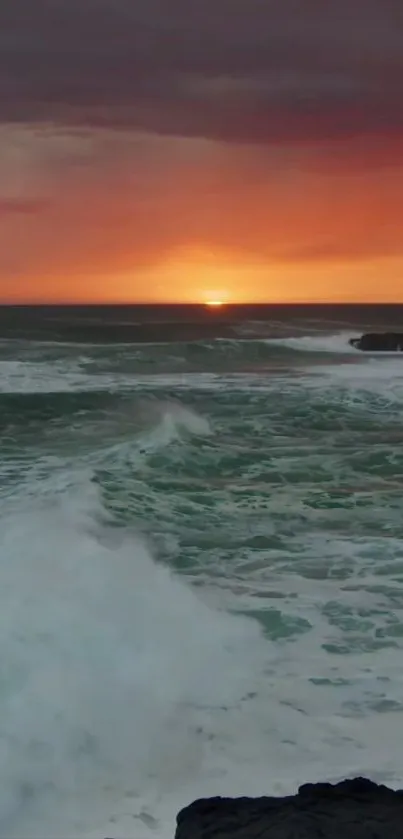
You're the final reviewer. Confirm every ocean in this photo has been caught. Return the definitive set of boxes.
[1,304,403,838]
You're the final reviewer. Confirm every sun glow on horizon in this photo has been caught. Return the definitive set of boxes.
[205,299,225,308]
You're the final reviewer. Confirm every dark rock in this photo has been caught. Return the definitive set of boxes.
[349,332,403,351]
[175,777,403,838]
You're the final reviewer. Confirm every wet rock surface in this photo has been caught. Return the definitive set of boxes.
[175,777,403,838]
[349,332,403,351]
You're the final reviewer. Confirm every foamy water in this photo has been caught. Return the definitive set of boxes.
[1,328,403,837]
[268,331,361,354]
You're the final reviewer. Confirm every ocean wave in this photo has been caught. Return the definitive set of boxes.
[265,331,359,354]
[0,333,353,395]
[267,331,403,358]
[3,318,403,839]
[303,357,403,409]
[0,480,268,838]
[0,332,392,398]
[0,359,100,394]
[1,472,403,837]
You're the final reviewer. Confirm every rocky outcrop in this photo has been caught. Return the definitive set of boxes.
[175,777,403,838]
[349,332,403,351]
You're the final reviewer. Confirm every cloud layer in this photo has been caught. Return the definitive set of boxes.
[0,0,402,301]
[1,0,403,142]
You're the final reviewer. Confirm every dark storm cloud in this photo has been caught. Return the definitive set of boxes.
[1,0,402,143]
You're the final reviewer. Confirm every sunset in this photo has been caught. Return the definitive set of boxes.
[1,0,402,303]
[2,4,403,837]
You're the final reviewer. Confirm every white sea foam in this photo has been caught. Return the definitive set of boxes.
[143,401,212,446]
[0,358,224,394]
[0,359,96,393]
[266,331,360,354]
[303,356,403,408]
[0,481,268,838]
[1,478,403,838]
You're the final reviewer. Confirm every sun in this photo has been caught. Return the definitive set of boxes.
[205,299,225,308]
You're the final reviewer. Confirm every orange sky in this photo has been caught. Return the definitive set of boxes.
[1,124,402,304]
[1,1,403,303]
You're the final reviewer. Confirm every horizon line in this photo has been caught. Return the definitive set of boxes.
[1,301,403,308]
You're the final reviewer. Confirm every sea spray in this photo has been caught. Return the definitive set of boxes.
[0,482,269,837]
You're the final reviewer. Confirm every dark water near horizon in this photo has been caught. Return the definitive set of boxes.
[1,303,403,343]
[1,303,403,838]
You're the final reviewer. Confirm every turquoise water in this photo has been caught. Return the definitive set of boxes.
[1,328,403,837]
